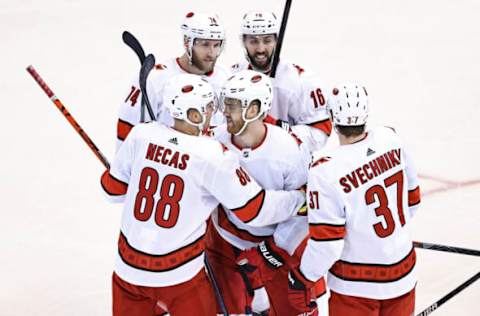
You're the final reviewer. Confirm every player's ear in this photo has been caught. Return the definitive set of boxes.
[246,100,260,119]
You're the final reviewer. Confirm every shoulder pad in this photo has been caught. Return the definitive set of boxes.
[310,156,331,169]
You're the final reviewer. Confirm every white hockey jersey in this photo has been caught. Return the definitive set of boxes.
[300,126,421,299]
[230,60,332,150]
[210,123,310,252]
[101,122,305,287]
[117,57,229,150]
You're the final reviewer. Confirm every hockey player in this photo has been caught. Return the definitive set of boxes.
[231,11,332,152]
[206,70,323,315]
[100,74,306,316]
[288,83,421,315]
[117,11,229,150]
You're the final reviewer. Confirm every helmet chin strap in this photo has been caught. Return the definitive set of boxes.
[233,111,263,136]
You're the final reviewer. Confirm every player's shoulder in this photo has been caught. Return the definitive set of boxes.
[147,58,177,82]
[309,152,333,170]
[182,133,229,162]
[210,123,230,143]
[369,125,402,143]
[125,121,163,143]
[230,60,249,73]
[211,63,230,80]
[274,60,305,89]
[264,124,303,158]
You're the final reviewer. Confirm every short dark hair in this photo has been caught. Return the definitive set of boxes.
[336,125,366,138]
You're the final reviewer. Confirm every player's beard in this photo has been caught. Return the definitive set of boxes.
[226,117,245,135]
[248,51,273,72]
[191,51,216,74]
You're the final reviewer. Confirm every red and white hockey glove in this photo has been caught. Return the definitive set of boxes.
[237,240,291,285]
[288,268,318,315]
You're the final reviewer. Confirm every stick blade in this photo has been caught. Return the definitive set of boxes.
[122,31,146,64]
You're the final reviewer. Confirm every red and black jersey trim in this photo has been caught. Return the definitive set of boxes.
[408,186,421,207]
[230,189,266,223]
[309,223,346,242]
[101,170,128,196]
[314,277,327,298]
[217,206,273,243]
[117,119,134,141]
[118,232,205,272]
[329,247,416,283]
[307,119,332,136]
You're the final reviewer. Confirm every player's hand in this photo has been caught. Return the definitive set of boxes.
[296,202,308,216]
[237,240,291,283]
[296,185,307,215]
[287,268,317,314]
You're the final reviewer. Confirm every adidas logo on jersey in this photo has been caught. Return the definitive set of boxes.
[168,137,178,145]
[367,148,376,156]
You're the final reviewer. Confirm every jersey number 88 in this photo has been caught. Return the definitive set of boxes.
[133,167,185,228]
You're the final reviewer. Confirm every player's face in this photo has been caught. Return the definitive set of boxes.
[243,34,277,71]
[187,102,214,134]
[191,39,223,73]
[222,97,245,134]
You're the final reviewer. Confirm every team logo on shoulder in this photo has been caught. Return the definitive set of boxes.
[168,137,178,145]
[292,63,305,75]
[310,156,331,169]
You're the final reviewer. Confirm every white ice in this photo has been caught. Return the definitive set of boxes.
[1,0,479,315]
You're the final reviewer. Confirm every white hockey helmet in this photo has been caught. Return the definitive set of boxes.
[181,12,226,62]
[328,83,369,126]
[220,70,273,135]
[241,11,280,35]
[164,74,216,129]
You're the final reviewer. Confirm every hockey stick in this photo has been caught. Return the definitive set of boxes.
[204,255,229,315]
[26,65,110,169]
[270,0,293,78]
[414,241,480,257]
[122,31,156,122]
[122,31,146,64]
[416,271,480,316]
[139,54,156,121]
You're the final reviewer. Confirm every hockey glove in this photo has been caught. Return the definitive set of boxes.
[237,240,292,284]
[264,114,291,132]
[287,268,317,314]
